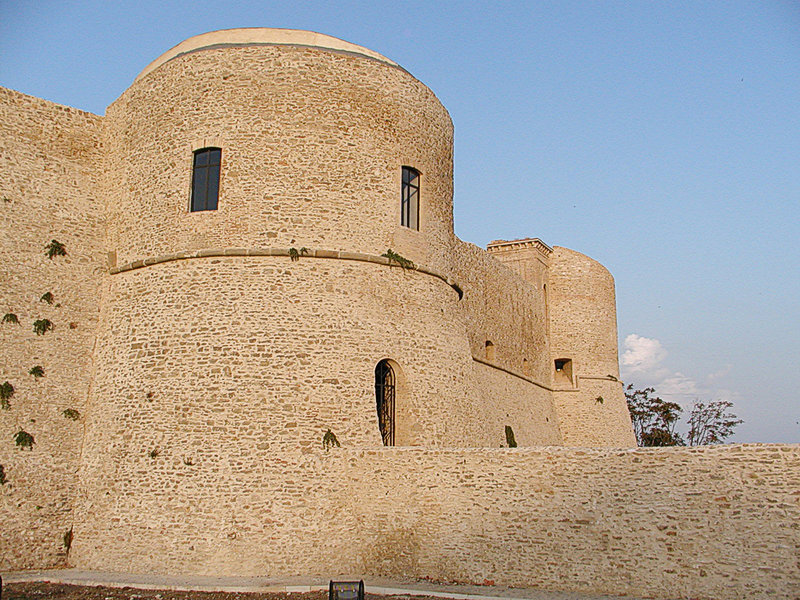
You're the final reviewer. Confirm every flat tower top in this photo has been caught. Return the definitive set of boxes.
[135,28,399,82]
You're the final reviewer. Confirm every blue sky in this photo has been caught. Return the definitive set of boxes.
[1,1,798,442]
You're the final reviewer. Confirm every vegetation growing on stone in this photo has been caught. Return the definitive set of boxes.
[63,527,73,550]
[14,429,35,450]
[33,318,53,335]
[505,425,517,448]
[382,249,415,270]
[29,365,45,378]
[0,464,6,485]
[2,312,19,325]
[45,239,67,259]
[40,292,55,305]
[63,408,81,420]
[0,381,14,409]
[322,428,340,451]
[288,247,309,261]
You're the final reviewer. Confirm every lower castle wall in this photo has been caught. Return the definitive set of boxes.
[68,444,799,600]
[469,361,562,446]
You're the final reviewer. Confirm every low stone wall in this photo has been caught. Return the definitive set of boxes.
[68,444,799,600]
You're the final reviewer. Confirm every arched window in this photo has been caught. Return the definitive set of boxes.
[191,147,221,212]
[375,360,395,446]
[401,166,419,230]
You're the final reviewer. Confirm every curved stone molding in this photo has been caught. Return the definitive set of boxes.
[109,246,464,298]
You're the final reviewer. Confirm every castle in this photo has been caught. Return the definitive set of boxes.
[1,29,798,600]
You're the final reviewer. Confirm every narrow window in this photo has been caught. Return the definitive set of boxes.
[401,166,419,230]
[191,148,221,212]
[375,360,396,446]
[485,340,495,362]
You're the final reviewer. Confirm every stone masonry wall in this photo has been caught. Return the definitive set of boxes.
[548,246,635,446]
[71,444,799,600]
[103,44,455,276]
[0,87,105,569]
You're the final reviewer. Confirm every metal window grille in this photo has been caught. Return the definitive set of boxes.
[375,360,395,446]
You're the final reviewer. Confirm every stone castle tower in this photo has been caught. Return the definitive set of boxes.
[2,28,637,575]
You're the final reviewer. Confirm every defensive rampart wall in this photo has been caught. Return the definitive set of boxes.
[70,444,800,600]
[0,87,105,569]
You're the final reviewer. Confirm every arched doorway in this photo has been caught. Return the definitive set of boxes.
[375,360,395,446]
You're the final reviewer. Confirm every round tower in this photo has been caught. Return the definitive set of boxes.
[72,29,476,574]
[548,247,636,447]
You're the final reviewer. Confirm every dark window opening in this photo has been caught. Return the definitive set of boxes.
[554,358,573,386]
[485,340,495,362]
[401,166,419,230]
[375,360,395,446]
[191,147,221,212]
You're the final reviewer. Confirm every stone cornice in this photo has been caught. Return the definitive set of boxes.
[109,247,463,299]
[487,237,553,256]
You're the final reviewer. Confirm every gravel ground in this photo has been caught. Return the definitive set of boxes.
[2,584,430,600]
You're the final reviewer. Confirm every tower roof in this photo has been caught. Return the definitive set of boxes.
[135,28,399,82]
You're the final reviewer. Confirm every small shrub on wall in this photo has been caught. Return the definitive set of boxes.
[33,319,53,335]
[14,429,35,450]
[45,239,67,259]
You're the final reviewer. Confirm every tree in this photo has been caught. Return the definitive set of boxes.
[686,400,743,446]
[625,385,684,446]
[625,385,743,447]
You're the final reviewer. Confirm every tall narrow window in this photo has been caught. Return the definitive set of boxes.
[191,148,221,212]
[375,360,396,446]
[401,166,419,230]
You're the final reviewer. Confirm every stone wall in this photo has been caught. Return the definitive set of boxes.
[71,444,800,600]
[102,44,454,275]
[548,246,635,446]
[0,87,105,569]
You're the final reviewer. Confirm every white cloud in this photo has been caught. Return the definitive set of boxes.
[621,334,668,374]
[658,372,700,398]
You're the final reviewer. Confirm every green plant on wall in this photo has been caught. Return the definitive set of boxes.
[322,429,341,451]
[288,247,309,261]
[40,292,55,305]
[382,249,415,271]
[63,527,73,550]
[63,408,81,420]
[45,239,67,259]
[29,365,45,378]
[0,464,6,485]
[33,318,53,335]
[595,396,604,404]
[0,381,14,409]
[505,425,517,448]
[149,447,160,459]
[14,429,35,450]
[2,313,19,325]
